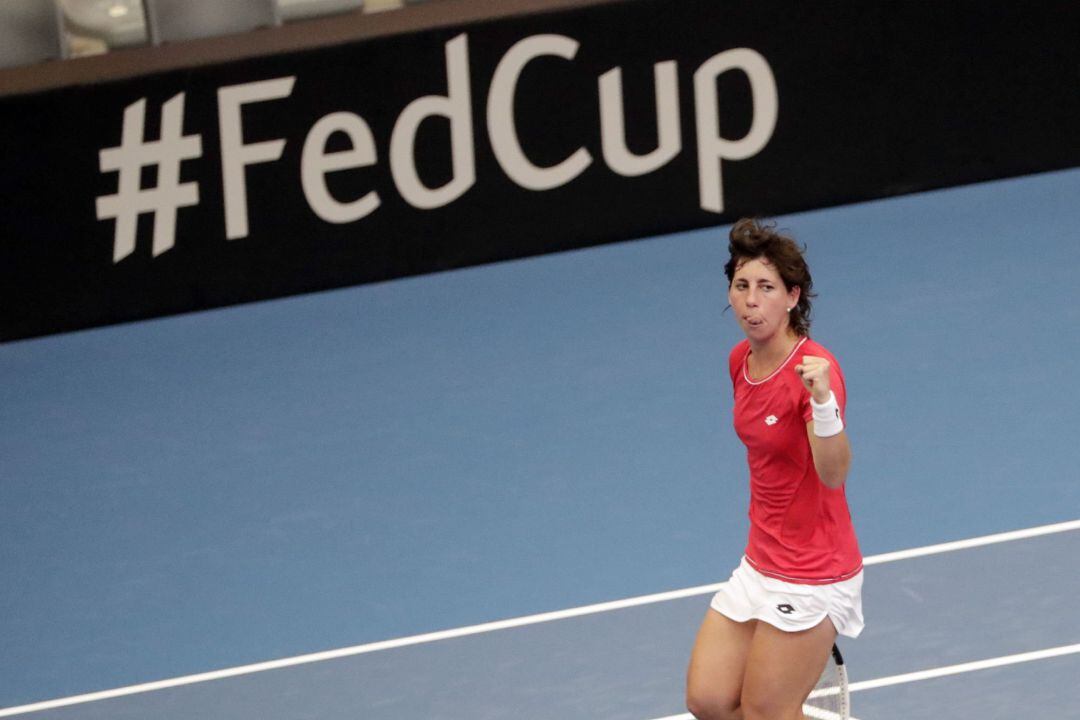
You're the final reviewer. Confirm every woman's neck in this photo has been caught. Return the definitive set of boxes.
[747,330,801,378]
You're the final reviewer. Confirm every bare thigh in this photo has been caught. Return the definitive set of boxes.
[741,617,837,720]
[686,608,756,719]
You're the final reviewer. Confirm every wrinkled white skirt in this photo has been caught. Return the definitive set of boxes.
[709,557,865,638]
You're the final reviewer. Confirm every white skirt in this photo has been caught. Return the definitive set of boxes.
[709,557,865,638]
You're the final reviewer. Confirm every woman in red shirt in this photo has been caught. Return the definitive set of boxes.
[685,219,864,720]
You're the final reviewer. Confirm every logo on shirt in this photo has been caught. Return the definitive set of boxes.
[764,415,778,426]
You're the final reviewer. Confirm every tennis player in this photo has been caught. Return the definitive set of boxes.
[685,219,864,720]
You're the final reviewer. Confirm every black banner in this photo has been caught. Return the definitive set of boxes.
[3,0,1079,341]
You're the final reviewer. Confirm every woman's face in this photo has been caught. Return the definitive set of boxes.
[728,256,800,343]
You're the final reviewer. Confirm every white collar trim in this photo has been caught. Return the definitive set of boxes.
[743,336,807,385]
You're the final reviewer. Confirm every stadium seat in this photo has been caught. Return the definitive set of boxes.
[363,0,402,11]
[59,0,148,49]
[0,0,66,69]
[278,0,364,22]
[145,0,280,44]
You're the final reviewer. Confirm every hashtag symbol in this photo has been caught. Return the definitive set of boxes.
[95,93,202,263]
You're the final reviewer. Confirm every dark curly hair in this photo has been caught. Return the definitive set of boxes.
[723,218,815,336]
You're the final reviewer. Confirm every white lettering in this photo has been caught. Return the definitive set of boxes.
[598,61,681,177]
[487,34,592,191]
[693,48,777,213]
[218,77,296,239]
[143,35,779,250]
[301,112,380,223]
[389,33,475,210]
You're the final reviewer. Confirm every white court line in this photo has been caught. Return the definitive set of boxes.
[1,518,1078,718]
[646,643,1080,720]
[860,518,1080,566]
[847,642,1080,693]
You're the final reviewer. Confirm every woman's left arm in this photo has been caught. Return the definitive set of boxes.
[805,424,851,489]
[795,355,852,489]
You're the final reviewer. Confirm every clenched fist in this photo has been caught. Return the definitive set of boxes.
[794,355,832,404]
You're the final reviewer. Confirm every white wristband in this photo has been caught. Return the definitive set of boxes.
[810,391,844,438]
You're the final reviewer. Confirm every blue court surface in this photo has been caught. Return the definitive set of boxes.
[3,168,1080,719]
